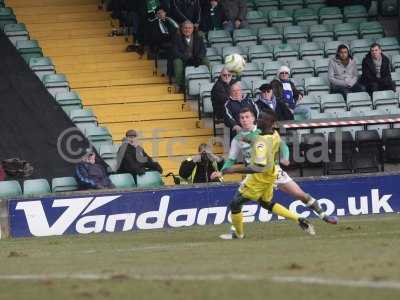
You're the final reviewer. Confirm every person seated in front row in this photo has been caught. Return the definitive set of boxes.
[75,149,115,190]
[117,129,163,183]
[255,83,293,121]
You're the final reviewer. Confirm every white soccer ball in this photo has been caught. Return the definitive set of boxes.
[224,53,246,74]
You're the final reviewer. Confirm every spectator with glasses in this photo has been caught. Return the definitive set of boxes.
[255,83,293,121]
[211,67,233,121]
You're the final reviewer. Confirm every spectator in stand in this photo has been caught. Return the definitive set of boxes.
[211,67,233,121]
[220,0,247,34]
[0,162,5,181]
[172,20,208,92]
[328,44,365,98]
[224,81,259,138]
[270,66,310,120]
[200,0,226,33]
[255,83,293,121]
[171,0,201,27]
[75,150,115,190]
[361,42,395,95]
[117,130,163,183]
[179,143,224,183]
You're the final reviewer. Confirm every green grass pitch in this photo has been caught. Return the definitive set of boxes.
[0,214,399,300]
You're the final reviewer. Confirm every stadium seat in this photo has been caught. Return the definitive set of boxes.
[376,37,400,57]
[136,171,164,188]
[347,92,372,112]
[85,126,113,150]
[301,133,328,171]
[262,60,285,78]
[233,28,258,47]
[69,108,97,124]
[350,38,374,56]
[42,74,70,97]
[246,10,267,28]
[314,58,330,79]
[320,93,347,113]
[273,43,299,62]
[299,42,324,61]
[255,0,279,12]
[29,57,56,80]
[206,47,222,64]
[372,90,398,110]
[0,180,22,198]
[334,23,360,42]
[382,128,400,161]
[280,0,303,12]
[4,23,29,45]
[268,10,293,28]
[207,30,232,48]
[297,95,320,111]
[309,24,334,43]
[352,53,364,72]
[327,131,354,175]
[0,7,16,30]
[211,63,225,81]
[305,77,330,96]
[304,0,326,10]
[222,46,247,60]
[16,39,43,63]
[23,179,51,196]
[291,77,305,94]
[240,62,263,82]
[392,55,400,71]
[248,44,273,62]
[99,143,120,172]
[294,8,318,26]
[109,173,136,189]
[199,82,214,117]
[391,71,400,92]
[258,26,283,46]
[343,5,368,23]
[51,177,79,193]
[325,40,346,58]
[353,130,382,173]
[185,65,211,97]
[318,6,343,25]
[359,21,385,39]
[283,26,308,44]
[289,59,314,80]
[55,91,83,115]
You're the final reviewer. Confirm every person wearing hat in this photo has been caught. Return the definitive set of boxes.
[328,44,365,98]
[117,129,163,183]
[270,66,311,120]
[255,83,293,121]
[75,149,115,190]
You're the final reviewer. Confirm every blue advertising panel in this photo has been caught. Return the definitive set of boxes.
[8,174,400,238]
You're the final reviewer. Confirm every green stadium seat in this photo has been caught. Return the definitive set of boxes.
[246,10,267,27]
[347,92,372,113]
[294,8,318,26]
[391,72,400,92]
[42,73,70,97]
[258,26,283,46]
[136,171,164,188]
[283,25,308,44]
[55,91,83,108]
[206,47,222,64]
[233,28,258,47]
[208,30,232,48]
[291,77,305,94]
[109,173,136,189]
[352,53,364,72]
[199,82,214,117]
[359,21,385,39]
[262,60,285,77]
[314,58,330,79]
[304,0,326,10]
[268,10,293,28]
[334,23,360,42]
[0,0,4,8]
[273,43,299,62]
[29,56,55,80]
[248,44,273,62]
[320,93,347,113]
[319,6,343,25]
[392,55,400,71]
[297,95,320,111]
[305,77,330,96]
[299,42,324,61]
[52,177,78,193]
[325,40,346,58]
[309,24,334,43]
[376,37,400,57]
[289,59,314,80]
[372,90,398,109]
[16,39,43,63]
[211,63,225,81]
[350,38,374,56]
[222,46,248,60]
[0,180,22,198]
[4,23,29,45]
[23,179,51,196]
[343,5,368,23]
[185,65,211,97]
[99,143,118,159]
[255,0,279,12]
[85,126,113,150]
[69,108,97,124]
[0,7,16,30]
[240,62,263,82]
[281,0,304,12]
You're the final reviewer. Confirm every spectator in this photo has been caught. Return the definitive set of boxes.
[328,44,365,98]
[171,0,201,27]
[211,67,232,121]
[270,66,311,120]
[172,20,208,91]
[75,150,115,190]
[117,130,163,182]
[361,42,395,95]
[220,0,247,34]
[224,81,259,135]
[200,0,226,33]
[255,83,293,121]
[179,143,224,183]
[0,162,5,181]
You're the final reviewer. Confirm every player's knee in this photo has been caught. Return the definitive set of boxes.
[260,201,276,211]
[229,200,242,214]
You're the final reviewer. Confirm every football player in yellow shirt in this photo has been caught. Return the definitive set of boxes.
[211,110,315,239]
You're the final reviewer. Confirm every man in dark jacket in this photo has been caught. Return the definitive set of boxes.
[255,83,293,121]
[200,0,226,33]
[179,143,224,183]
[220,0,247,33]
[172,20,208,91]
[211,67,232,121]
[361,42,395,95]
[117,130,163,183]
[171,0,201,26]
[75,150,115,190]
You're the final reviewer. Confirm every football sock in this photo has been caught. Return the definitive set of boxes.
[305,194,326,219]
[231,212,244,237]
[272,203,299,223]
